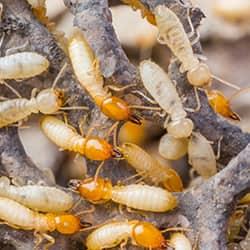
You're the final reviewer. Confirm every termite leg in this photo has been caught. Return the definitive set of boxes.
[5,40,29,56]
[118,171,147,185]
[74,205,95,217]
[105,83,137,93]
[31,88,39,98]
[42,233,55,250]
[161,227,192,233]
[94,161,105,181]
[0,80,22,98]
[129,105,162,111]
[59,106,89,111]
[216,136,223,160]
[0,32,5,52]
[0,3,3,20]
[211,74,241,90]
[34,231,43,250]
[131,90,157,104]
[126,206,147,218]
[0,220,22,230]
[51,62,68,89]
[120,239,128,250]
[104,121,119,140]
[118,204,124,215]
[184,87,201,112]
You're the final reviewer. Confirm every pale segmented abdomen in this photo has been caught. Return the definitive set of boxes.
[154,5,199,72]
[68,31,107,100]
[0,178,73,212]
[0,197,49,231]
[139,60,186,119]
[0,98,38,128]
[40,116,86,154]
[111,184,177,212]
[86,221,132,250]
[0,52,49,79]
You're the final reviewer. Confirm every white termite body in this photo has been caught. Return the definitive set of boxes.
[169,233,192,250]
[188,132,217,178]
[26,0,45,8]
[111,184,177,212]
[0,52,49,80]
[0,176,73,212]
[154,5,211,87]
[139,60,193,138]
[0,88,63,128]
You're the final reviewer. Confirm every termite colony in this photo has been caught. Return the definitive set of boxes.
[0,0,248,249]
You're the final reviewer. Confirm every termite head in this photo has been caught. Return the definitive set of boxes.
[167,118,193,138]
[130,221,166,249]
[84,137,114,161]
[95,96,141,124]
[69,177,112,202]
[187,63,211,87]
[46,213,80,234]
[36,88,64,114]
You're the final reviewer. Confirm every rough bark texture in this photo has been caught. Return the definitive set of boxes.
[0,0,249,249]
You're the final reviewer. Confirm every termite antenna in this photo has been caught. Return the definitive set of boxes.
[211,74,241,90]
[160,227,192,233]
[0,80,22,98]
[94,161,105,181]
[229,86,250,103]
[52,62,68,89]
[59,106,89,111]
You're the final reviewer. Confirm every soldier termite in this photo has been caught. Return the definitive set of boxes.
[0,176,73,213]
[0,197,86,249]
[139,60,194,139]
[188,132,217,178]
[68,30,140,124]
[69,177,177,212]
[159,133,188,160]
[117,142,183,192]
[40,116,121,161]
[169,232,192,250]
[213,0,250,23]
[0,52,49,80]
[86,220,168,250]
[0,63,87,128]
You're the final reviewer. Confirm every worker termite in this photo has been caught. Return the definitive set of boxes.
[169,232,192,250]
[213,0,250,23]
[188,132,217,178]
[69,177,177,212]
[139,60,194,139]
[40,116,121,161]
[121,0,156,25]
[0,197,83,249]
[0,52,49,80]
[0,176,73,213]
[207,89,240,121]
[86,220,168,250]
[159,133,188,160]
[117,142,183,192]
[68,30,140,124]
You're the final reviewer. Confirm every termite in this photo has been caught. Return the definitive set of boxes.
[121,0,156,25]
[0,176,73,213]
[117,142,183,192]
[68,30,140,124]
[207,89,240,121]
[188,132,217,178]
[239,193,250,204]
[26,0,45,9]
[70,177,177,212]
[0,52,49,80]
[169,232,192,250]
[213,0,250,23]
[139,60,194,139]
[40,116,120,161]
[86,220,168,250]
[0,197,82,249]
[159,133,188,160]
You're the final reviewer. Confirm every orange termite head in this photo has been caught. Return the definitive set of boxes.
[187,63,212,87]
[46,213,81,235]
[95,95,141,124]
[36,88,64,114]
[69,177,112,202]
[130,221,166,249]
[84,137,116,161]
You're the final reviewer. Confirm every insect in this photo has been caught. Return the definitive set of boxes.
[159,133,188,160]
[68,30,140,124]
[86,220,167,250]
[239,193,250,204]
[0,176,73,212]
[139,60,194,139]
[213,0,250,23]
[121,0,156,25]
[26,0,45,9]
[117,142,183,192]
[188,132,217,178]
[169,232,192,250]
[0,52,49,80]
[207,89,240,121]
[40,116,121,161]
[0,197,81,249]
[70,177,177,212]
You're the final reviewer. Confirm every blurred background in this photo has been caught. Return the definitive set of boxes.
[20,0,250,190]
